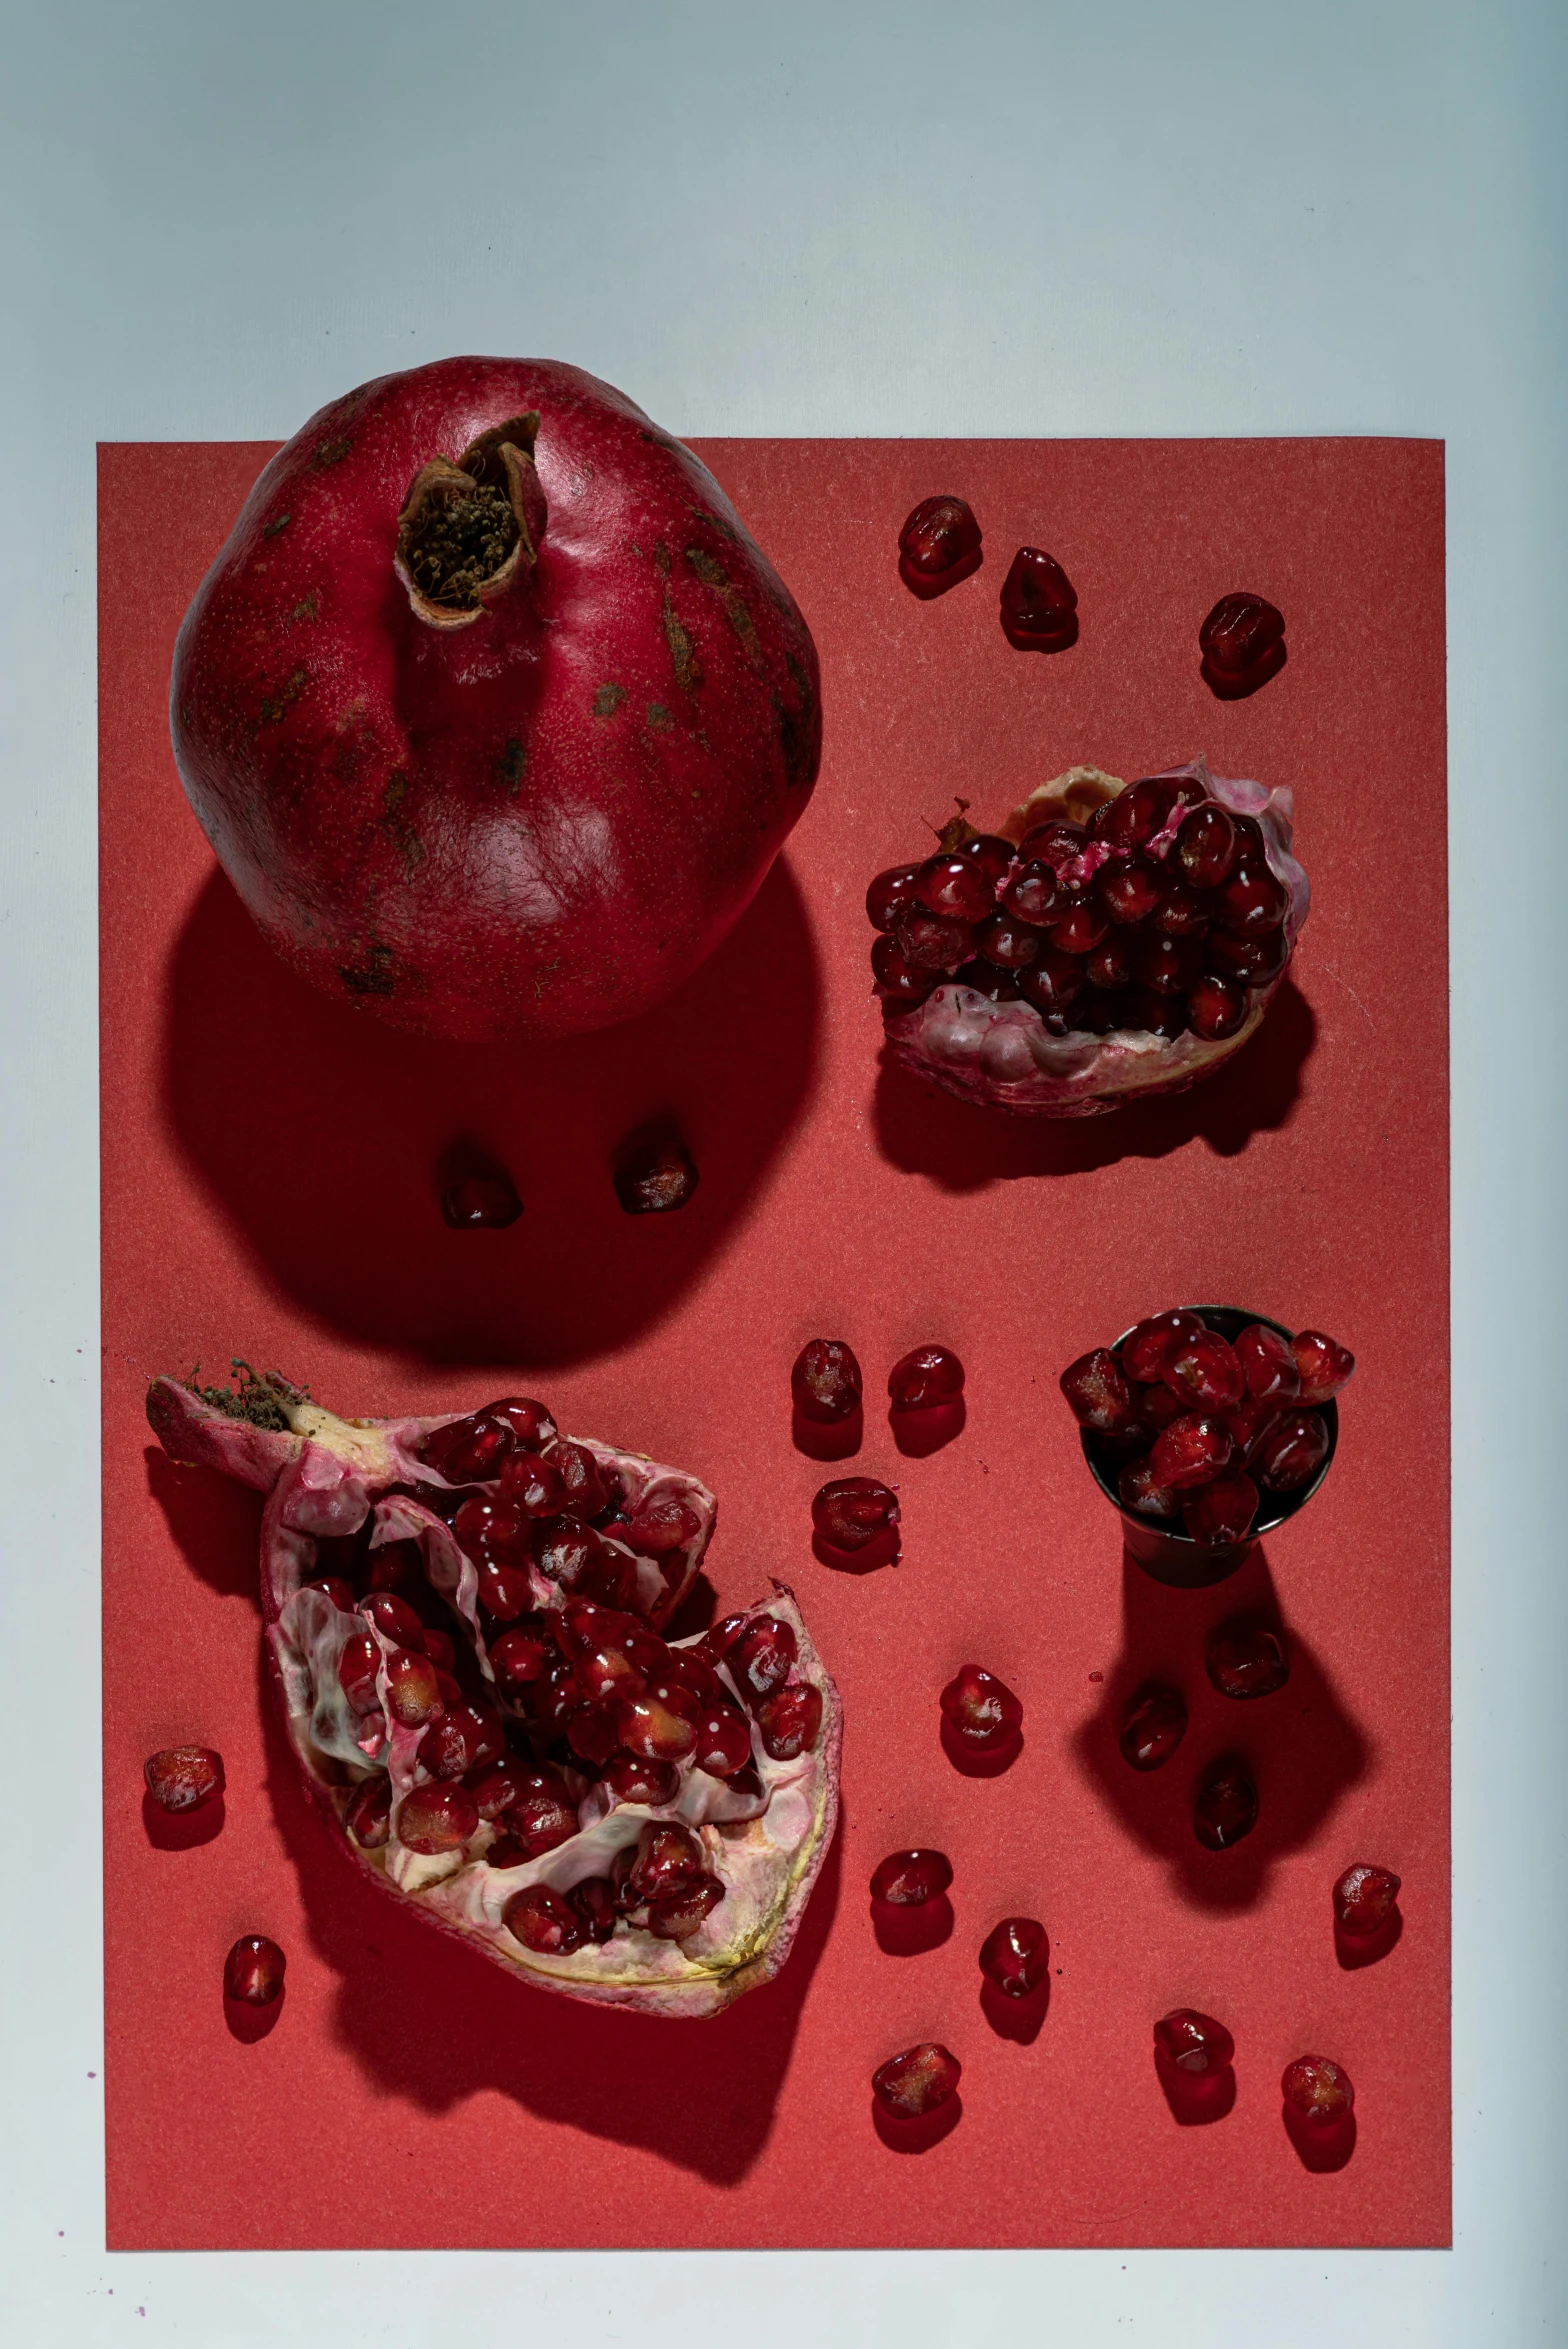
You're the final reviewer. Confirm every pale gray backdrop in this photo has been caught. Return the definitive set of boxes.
[1,2,1563,2341]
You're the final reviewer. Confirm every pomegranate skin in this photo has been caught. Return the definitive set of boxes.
[170,358,821,1041]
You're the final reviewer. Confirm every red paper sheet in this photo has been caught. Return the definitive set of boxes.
[100,435,1448,2249]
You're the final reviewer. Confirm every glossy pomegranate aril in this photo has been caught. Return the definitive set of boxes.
[898,494,982,588]
[1200,591,1285,676]
[337,1632,381,1715]
[866,863,923,932]
[1121,1310,1207,1383]
[530,1514,606,1590]
[1018,948,1086,1014]
[1046,896,1108,956]
[1119,984,1187,1041]
[894,908,975,970]
[1150,1413,1233,1490]
[417,1699,504,1779]
[442,1171,522,1229]
[487,1397,558,1450]
[701,1612,752,1663]
[503,1884,586,1956]
[1281,2055,1354,2123]
[429,1410,515,1482]
[1001,859,1061,925]
[729,1615,798,1702]
[621,1497,702,1556]
[690,1705,754,1778]
[1151,877,1211,939]
[939,1663,1023,1750]
[501,1773,579,1856]
[1194,1758,1258,1851]
[1132,933,1202,997]
[1291,1330,1356,1404]
[1214,857,1289,936]
[979,1915,1049,1998]
[888,1343,965,1413]
[616,1689,699,1761]
[1334,1861,1402,1936]
[870,1848,953,1906]
[548,1440,612,1522]
[1154,2009,1234,2074]
[365,1539,424,1593]
[224,1934,286,2005]
[143,1745,225,1813]
[499,1451,568,1517]
[614,1128,699,1214]
[489,1625,551,1687]
[1253,1409,1330,1493]
[1174,802,1239,889]
[792,1337,865,1422]
[601,1749,680,1806]
[1141,1380,1188,1430]
[647,1873,727,1940]
[974,911,1042,969]
[870,936,938,1003]
[343,1776,392,1848]
[914,854,995,923]
[1117,1458,1181,1518]
[397,1780,480,1854]
[1118,1687,1187,1770]
[464,1760,537,1822]
[999,546,1078,652]
[1164,1331,1245,1413]
[1095,855,1164,926]
[1183,1472,1260,1545]
[359,1591,426,1650]
[872,2042,962,2119]
[629,1821,704,1902]
[1234,1324,1301,1405]
[812,1476,900,1552]
[301,1575,355,1612]
[453,1494,529,1566]
[567,1876,618,1944]
[384,1647,445,1728]
[572,1638,647,1707]
[1206,1619,1288,1698]
[1204,925,1290,984]
[958,831,1015,885]
[757,1682,824,1760]
[1084,933,1134,990]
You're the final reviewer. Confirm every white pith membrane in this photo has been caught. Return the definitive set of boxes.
[882,757,1310,1118]
[147,1378,841,2018]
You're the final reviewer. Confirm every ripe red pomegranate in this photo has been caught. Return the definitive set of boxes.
[868,758,1308,1116]
[147,1366,840,2016]
[171,358,821,1041]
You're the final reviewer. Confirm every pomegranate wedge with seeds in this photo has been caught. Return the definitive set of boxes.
[868,757,1308,1117]
[147,1367,841,2016]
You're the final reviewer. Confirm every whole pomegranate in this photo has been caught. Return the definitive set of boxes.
[148,1368,840,2016]
[868,758,1308,1116]
[170,359,821,1040]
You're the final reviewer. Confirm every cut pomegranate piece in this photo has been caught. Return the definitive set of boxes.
[870,1848,953,1906]
[811,1477,900,1552]
[939,1664,1023,1751]
[1291,1330,1356,1404]
[613,1127,699,1214]
[1118,1687,1187,1770]
[756,1683,825,1760]
[223,1934,286,2006]
[872,2043,962,2119]
[1163,1332,1244,1413]
[898,494,983,594]
[887,1344,964,1412]
[1281,2055,1354,2123]
[1205,1619,1289,1698]
[1253,1409,1331,1493]
[1121,1310,1206,1383]
[978,1916,1049,1999]
[792,1338,863,1424]
[1194,1758,1258,1850]
[503,1884,586,1956]
[1333,1862,1402,1937]
[441,1171,523,1229]
[1150,1413,1233,1490]
[999,546,1078,652]
[143,1746,225,1813]
[1153,2009,1234,2074]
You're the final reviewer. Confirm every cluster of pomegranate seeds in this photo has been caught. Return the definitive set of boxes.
[939,1664,1023,1752]
[223,1934,286,2006]
[613,1125,699,1215]
[870,1848,953,1907]
[1154,2009,1235,2075]
[897,495,983,597]
[791,1337,862,1424]
[441,1169,522,1229]
[1333,1862,1402,1937]
[1200,592,1286,701]
[1061,1307,1353,1543]
[811,1477,900,1553]
[999,547,1078,652]
[143,1746,225,1812]
[1281,2054,1354,2123]
[867,776,1295,1047]
[872,2041,962,2119]
[978,1916,1049,1999]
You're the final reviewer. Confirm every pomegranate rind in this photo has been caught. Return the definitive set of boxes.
[880,757,1308,1117]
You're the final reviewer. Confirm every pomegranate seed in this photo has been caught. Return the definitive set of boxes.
[978,1916,1049,1998]
[486,1397,557,1450]
[301,1576,355,1612]
[894,908,976,971]
[870,1848,953,1906]
[1001,859,1061,925]
[1253,1409,1330,1493]
[659,1646,722,1704]
[791,1337,863,1424]
[1154,2009,1234,2073]
[647,1872,727,1939]
[1060,1346,1136,1431]
[1291,1330,1355,1404]
[955,958,1024,1004]
[1150,1413,1233,1490]
[630,1821,704,1901]
[812,1476,900,1551]
[1151,876,1211,939]
[914,854,994,924]
[1281,2055,1354,2123]
[898,494,982,587]
[872,2043,962,2119]
[620,1496,702,1556]
[973,911,1042,969]
[337,1632,381,1714]
[499,1452,568,1516]
[701,1612,752,1662]
[1185,973,1249,1041]
[690,1704,755,1777]
[1204,925,1290,984]
[564,1705,620,1767]
[1095,855,1164,926]
[1174,802,1240,889]
[1233,1324,1301,1405]
[384,1647,444,1727]
[1131,932,1202,996]
[365,1540,424,1594]
[533,1662,582,1736]
[421,1627,455,1672]
[1050,899,1110,955]
[887,1344,964,1413]
[343,1775,392,1848]
[1200,591,1285,677]
[143,1745,225,1813]
[958,830,1014,884]
[1184,1472,1260,1545]
[572,1638,648,1706]
[1194,1758,1258,1850]
[502,1884,586,1956]
[441,1171,522,1229]
[397,1779,481,1853]
[465,1760,537,1821]
[567,1876,618,1944]
[1084,933,1134,989]
[871,935,939,1004]
[530,1513,604,1587]
[489,1625,551,1687]
[1141,1380,1188,1430]
[756,1682,823,1760]
[999,546,1078,652]
[1334,1862,1402,1937]
[417,1699,503,1779]
[616,1690,698,1761]
[614,1128,699,1214]
[1121,1311,1206,1383]
[939,1664,1023,1751]
[480,1553,541,1624]
[358,1591,425,1649]
[1018,948,1087,1014]
[501,1773,579,1855]
[1164,1332,1244,1414]
[866,863,923,931]
[601,1749,679,1806]
[1120,985,1187,1040]
[1019,816,1090,867]
[1214,857,1289,936]
[427,1409,515,1482]
[453,1494,529,1565]
[729,1615,798,1701]
[223,1934,286,2005]
[1100,774,1202,851]
[1117,1458,1181,1518]
[1206,1619,1288,1698]
[1118,1687,1187,1770]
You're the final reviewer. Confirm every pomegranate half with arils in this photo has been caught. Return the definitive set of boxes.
[147,1367,840,2016]
[869,757,1309,1116]
[170,357,821,1041]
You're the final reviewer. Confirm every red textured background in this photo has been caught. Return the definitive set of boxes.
[100,436,1447,2248]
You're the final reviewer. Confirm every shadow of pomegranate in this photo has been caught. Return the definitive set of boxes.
[873,975,1316,1192]
[812,1525,901,1576]
[939,1721,1023,1779]
[889,1399,966,1457]
[1154,2047,1236,2125]
[870,1895,954,1958]
[980,1978,1048,2045]
[142,1787,226,1852]
[162,855,820,1368]
[1283,2103,1357,2172]
[1335,1906,1404,1971]
[144,1447,264,1601]
[871,2093,963,2154]
[792,1406,863,1463]
[223,1985,285,2044]
[1069,1544,1370,1913]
